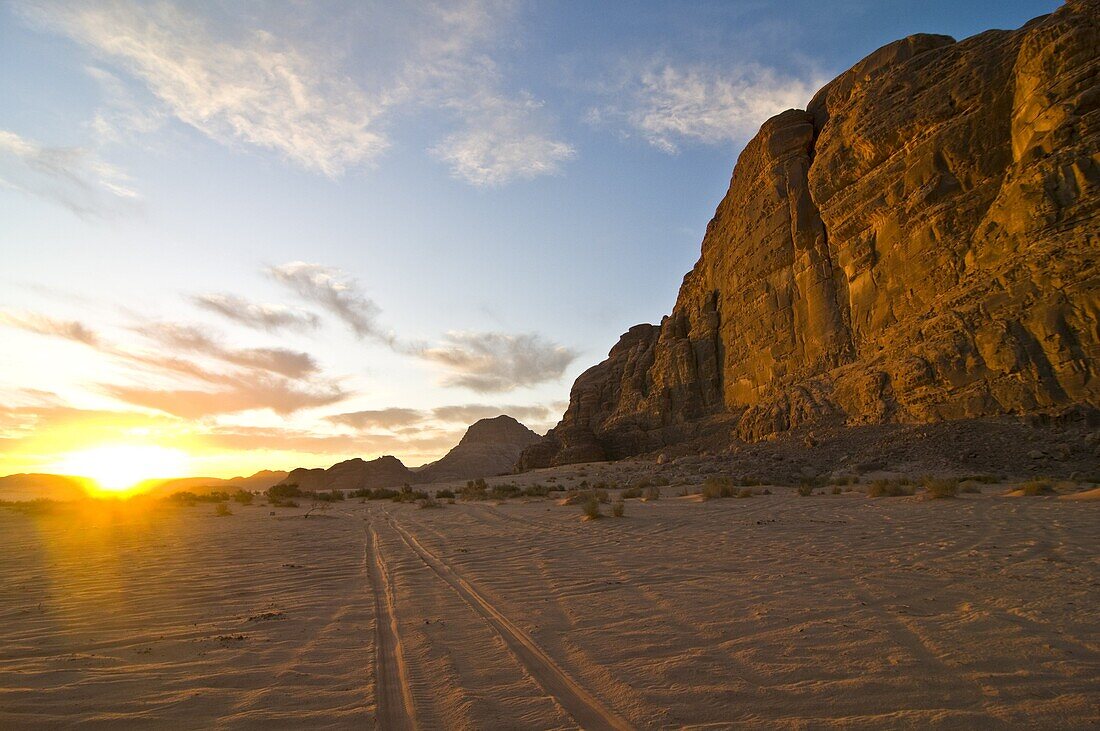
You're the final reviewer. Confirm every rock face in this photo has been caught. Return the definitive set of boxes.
[417,415,541,483]
[521,1,1100,469]
[281,456,413,492]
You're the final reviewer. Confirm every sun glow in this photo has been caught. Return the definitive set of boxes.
[49,445,192,494]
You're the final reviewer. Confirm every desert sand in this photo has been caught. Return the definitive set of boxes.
[0,481,1097,729]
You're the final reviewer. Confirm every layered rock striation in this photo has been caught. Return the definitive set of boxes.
[521,1,1100,468]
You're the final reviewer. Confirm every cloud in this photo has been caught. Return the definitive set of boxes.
[326,408,426,430]
[1,308,347,418]
[0,311,101,346]
[192,293,321,333]
[21,0,388,176]
[432,93,575,186]
[202,425,460,460]
[20,0,571,184]
[137,322,319,379]
[431,403,551,424]
[267,262,390,342]
[417,331,578,393]
[591,63,824,153]
[0,128,137,217]
[104,379,345,419]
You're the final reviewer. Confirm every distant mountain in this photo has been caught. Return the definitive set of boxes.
[0,473,94,501]
[279,456,413,492]
[141,470,289,496]
[417,415,540,483]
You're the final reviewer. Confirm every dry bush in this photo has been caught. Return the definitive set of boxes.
[582,494,602,519]
[418,496,442,509]
[959,482,982,494]
[867,479,916,498]
[620,486,643,499]
[1021,479,1055,496]
[215,502,232,517]
[922,477,959,499]
[611,500,625,517]
[642,486,661,501]
[736,488,753,499]
[701,476,734,500]
[796,484,815,497]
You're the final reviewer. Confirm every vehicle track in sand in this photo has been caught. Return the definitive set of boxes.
[363,517,418,730]
[382,512,633,731]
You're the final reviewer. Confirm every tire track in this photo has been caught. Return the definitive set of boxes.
[382,512,633,731]
[364,517,418,730]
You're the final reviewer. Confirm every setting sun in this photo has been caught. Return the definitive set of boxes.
[49,445,192,493]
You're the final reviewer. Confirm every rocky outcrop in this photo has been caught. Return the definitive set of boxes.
[280,456,413,492]
[416,415,540,483]
[521,1,1100,468]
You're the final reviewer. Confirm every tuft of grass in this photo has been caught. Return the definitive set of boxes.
[831,486,842,495]
[610,500,625,517]
[1020,479,1055,496]
[418,496,442,509]
[581,494,602,520]
[796,484,815,497]
[922,477,959,499]
[215,502,232,517]
[701,476,735,500]
[736,487,754,499]
[867,479,916,498]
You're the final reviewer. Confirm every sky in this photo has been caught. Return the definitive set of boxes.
[0,0,1060,483]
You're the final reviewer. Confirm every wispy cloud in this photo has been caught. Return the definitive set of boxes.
[192,293,321,334]
[326,408,426,430]
[416,331,578,393]
[432,93,575,186]
[21,0,389,176]
[267,262,391,342]
[0,309,347,418]
[0,129,137,217]
[136,322,319,380]
[590,62,824,153]
[0,311,101,346]
[19,0,571,184]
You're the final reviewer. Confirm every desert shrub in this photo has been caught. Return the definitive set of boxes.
[796,484,815,497]
[611,500,625,517]
[167,491,198,506]
[829,475,859,486]
[701,476,734,500]
[418,497,442,509]
[620,486,643,499]
[922,477,958,499]
[215,502,232,517]
[490,483,521,500]
[642,486,661,501]
[436,488,455,499]
[831,486,842,495]
[867,479,916,498]
[959,482,982,494]
[961,474,1002,484]
[582,494,602,519]
[232,489,254,505]
[736,488,753,499]
[1020,479,1055,496]
[393,488,429,503]
[461,478,489,501]
[522,484,551,497]
[267,483,302,500]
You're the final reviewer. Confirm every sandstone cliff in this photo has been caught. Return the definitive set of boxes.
[521,1,1100,469]
[416,415,540,483]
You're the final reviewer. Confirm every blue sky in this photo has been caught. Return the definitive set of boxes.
[0,0,1059,478]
